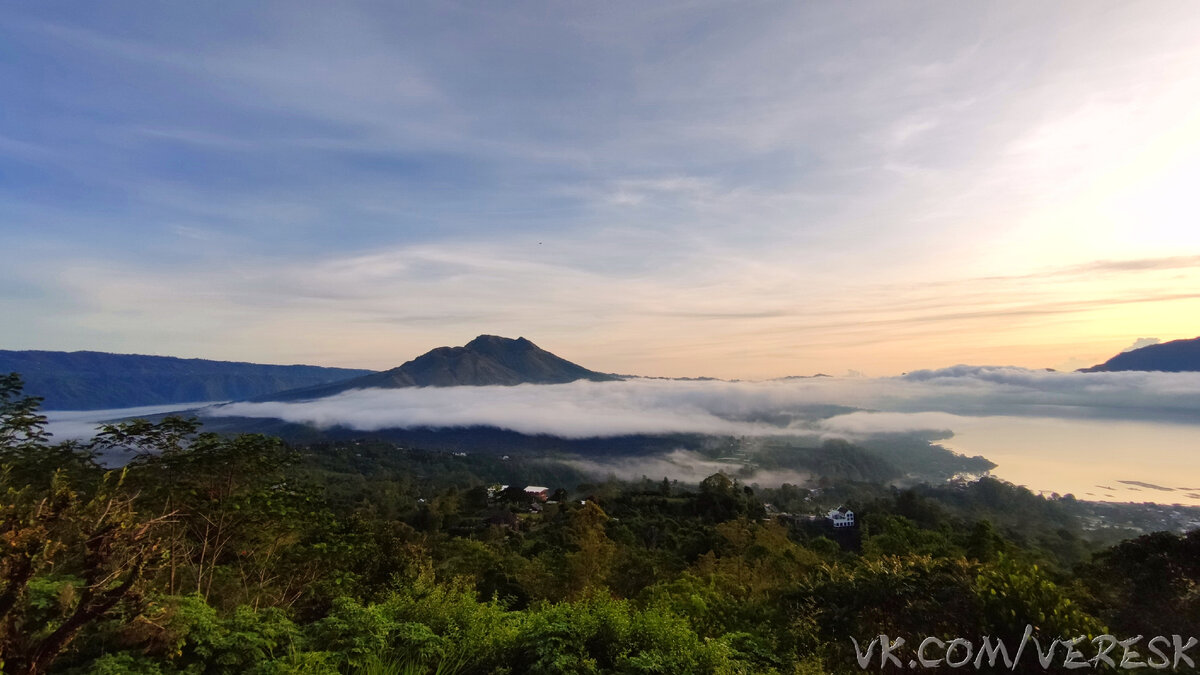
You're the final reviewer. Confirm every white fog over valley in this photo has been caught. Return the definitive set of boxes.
[45,367,1200,506]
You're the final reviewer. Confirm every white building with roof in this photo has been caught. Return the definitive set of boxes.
[827,506,855,528]
[524,486,550,502]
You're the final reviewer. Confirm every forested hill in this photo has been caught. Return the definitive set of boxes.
[1081,335,1200,372]
[0,350,373,410]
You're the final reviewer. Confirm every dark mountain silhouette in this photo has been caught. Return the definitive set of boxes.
[264,335,620,401]
[1080,336,1200,373]
[0,350,373,410]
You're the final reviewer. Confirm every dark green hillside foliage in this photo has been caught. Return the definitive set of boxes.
[1077,530,1200,637]
[195,419,994,491]
[4,372,1199,673]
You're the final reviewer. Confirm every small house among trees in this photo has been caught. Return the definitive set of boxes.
[524,486,550,502]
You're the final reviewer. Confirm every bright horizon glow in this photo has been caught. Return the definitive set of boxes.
[2,2,1199,378]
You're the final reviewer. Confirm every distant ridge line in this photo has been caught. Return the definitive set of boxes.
[1080,336,1200,373]
[0,349,374,410]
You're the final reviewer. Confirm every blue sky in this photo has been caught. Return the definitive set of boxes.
[3,1,1200,377]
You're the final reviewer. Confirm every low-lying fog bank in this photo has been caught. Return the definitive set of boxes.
[42,368,1200,505]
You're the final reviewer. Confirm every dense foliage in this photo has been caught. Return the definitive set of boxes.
[2,373,1198,673]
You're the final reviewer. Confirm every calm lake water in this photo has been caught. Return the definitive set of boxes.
[938,416,1200,506]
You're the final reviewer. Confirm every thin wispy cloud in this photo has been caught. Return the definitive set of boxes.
[15,239,1199,377]
[559,449,814,487]
[2,2,1199,375]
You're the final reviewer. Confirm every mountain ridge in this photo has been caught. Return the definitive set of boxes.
[262,335,620,401]
[0,350,373,410]
[1080,336,1200,373]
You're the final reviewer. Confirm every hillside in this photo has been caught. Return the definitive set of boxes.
[1080,336,1200,372]
[0,350,373,410]
[265,335,619,401]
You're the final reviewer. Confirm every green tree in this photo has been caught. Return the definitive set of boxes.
[564,502,615,599]
[0,374,172,674]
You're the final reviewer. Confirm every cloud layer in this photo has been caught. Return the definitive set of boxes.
[211,368,1200,439]
[44,401,223,441]
[44,370,1200,502]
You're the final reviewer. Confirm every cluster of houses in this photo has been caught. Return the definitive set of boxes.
[481,485,556,529]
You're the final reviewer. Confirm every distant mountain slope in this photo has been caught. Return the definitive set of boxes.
[266,335,620,401]
[0,350,373,410]
[1080,336,1200,373]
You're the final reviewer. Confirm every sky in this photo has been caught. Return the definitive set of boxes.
[3,1,1200,378]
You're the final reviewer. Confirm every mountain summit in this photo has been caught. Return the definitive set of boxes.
[265,335,619,401]
[1080,336,1200,372]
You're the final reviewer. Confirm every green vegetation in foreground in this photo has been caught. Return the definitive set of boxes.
[3,373,1200,674]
